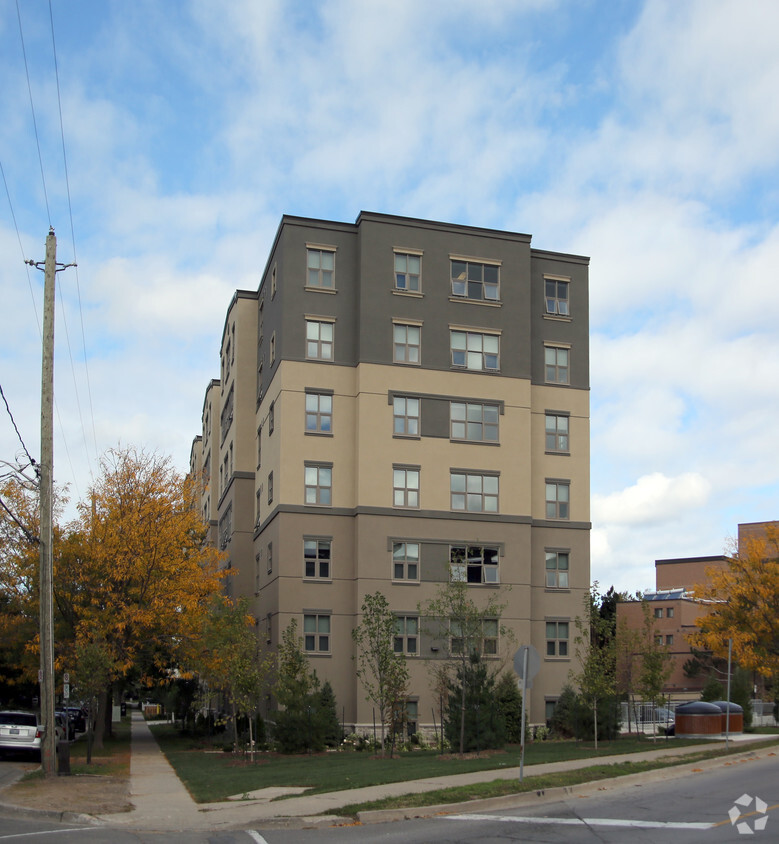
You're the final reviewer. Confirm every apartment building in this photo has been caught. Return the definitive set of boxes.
[190,211,591,731]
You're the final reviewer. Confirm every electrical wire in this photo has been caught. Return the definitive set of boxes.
[48,0,99,471]
[15,0,51,227]
[0,383,37,469]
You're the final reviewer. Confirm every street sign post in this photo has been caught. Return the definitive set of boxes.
[513,644,540,782]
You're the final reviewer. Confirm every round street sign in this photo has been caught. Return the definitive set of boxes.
[513,644,540,689]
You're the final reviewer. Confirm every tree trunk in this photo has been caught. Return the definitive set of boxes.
[459,674,467,756]
[93,691,107,751]
[593,698,598,750]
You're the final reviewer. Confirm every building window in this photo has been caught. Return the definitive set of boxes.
[545,413,569,453]
[304,539,331,579]
[406,700,418,736]
[666,635,674,646]
[393,396,420,436]
[307,248,335,289]
[254,552,261,593]
[270,332,276,364]
[450,545,499,584]
[393,323,421,365]
[667,607,675,618]
[450,330,499,371]
[451,618,498,656]
[450,401,499,442]
[305,392,333,434]
[451,259,499,302]
[304,613,330,653]
[546,621,569,657]
[654,607,663,619]
[266,612,272,644]
[267,471,273,504]
[545,277,570,316]
[393,616,418,655]
[269,401,275,435]
[545,481,569,520]
[394,252,421,292]
[305,464,332,506]
[267,541,273,574]
[306,319,334,360]
[393,466,420,508]
[392,541,419,581]
[545,346,569,384]
[545,550,569,588]
[450,471,499,513]
[271,264,277,298]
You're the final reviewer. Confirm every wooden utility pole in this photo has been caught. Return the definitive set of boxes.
[27,228,75,776]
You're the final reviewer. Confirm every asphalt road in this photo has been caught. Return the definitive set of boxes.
[0,751,776,843]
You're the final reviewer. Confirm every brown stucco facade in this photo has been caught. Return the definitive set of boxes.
[191,211,591,731]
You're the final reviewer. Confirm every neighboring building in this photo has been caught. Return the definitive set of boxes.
[189,211,591,732]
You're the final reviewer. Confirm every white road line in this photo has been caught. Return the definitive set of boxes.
[246,832,270,844]
[0,831,101,840]
[445,813,714,830]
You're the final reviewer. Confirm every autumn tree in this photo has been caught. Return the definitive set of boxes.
[186,595,273,755]
[635,602,673,732]
[352,591,410,756]
[689,527,779,678]
[73,638,115,762]
[419,574,510,756]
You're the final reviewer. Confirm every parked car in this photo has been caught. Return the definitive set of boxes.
[0,711,46,759]
[654,707,675,723]
[65,706,86,733]
[56,710,75,741]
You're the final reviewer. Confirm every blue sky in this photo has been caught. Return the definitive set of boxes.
[2,0,778,594]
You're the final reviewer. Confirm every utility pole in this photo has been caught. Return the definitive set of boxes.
[27,228,75,777]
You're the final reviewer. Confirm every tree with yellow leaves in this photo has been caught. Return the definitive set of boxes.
[689,525,779,678]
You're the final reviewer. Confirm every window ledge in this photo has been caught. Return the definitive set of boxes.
[545,588,571,594]
[449,297,502,308]
[305,431,334,438]
[304,286,337,294]
[393,434,421,441]
[545,450,571,457]
[393,290,424,299]
[543,314,572,322]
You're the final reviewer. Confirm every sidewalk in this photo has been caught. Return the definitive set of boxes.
[93,711,778,832]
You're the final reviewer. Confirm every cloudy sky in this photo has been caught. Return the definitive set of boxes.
[1,0,778,595]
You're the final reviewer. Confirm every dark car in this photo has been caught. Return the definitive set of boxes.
[65,706,86,733]
[56,710,75,741]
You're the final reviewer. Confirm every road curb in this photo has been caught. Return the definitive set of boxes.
[356,745,777,825]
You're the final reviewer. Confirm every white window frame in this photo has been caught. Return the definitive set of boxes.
[450,544,500,584]
[544,275,570,316]
[545,412,570,453]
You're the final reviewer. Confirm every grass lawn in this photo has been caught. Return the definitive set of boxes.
[149,725,725,804]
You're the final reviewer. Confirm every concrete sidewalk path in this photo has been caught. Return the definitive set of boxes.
[97,711,777,832]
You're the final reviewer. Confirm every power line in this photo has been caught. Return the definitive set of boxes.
[15,0,51,227]
[48,0,99,474]
[0,382,37,470]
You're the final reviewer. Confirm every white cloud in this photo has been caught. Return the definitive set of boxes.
[593,472,711,527]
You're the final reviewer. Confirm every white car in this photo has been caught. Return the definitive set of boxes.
[0,710,62,759]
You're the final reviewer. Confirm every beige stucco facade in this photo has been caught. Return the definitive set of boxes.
[191,212,591,732]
